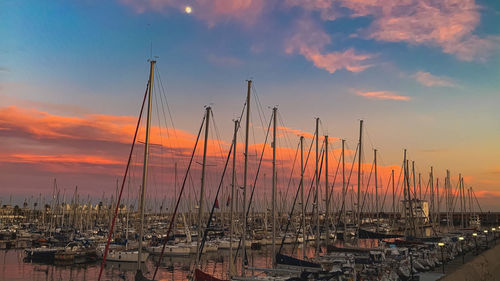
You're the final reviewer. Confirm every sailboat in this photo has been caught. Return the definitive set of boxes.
[96,60,156,281]
[110,60,155,266]
[133,60,156,280]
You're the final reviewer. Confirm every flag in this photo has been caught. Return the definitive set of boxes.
[226,195,230,207]
[214,198,219,209]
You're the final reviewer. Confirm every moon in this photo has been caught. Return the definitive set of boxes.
[185,6,192,14]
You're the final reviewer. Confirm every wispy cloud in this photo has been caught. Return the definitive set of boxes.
[285,18,373,74]
[355,90,410,101]
[413,71,458,87]
[285,0,497,62]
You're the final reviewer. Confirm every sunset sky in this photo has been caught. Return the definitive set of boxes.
[1,0,500,211]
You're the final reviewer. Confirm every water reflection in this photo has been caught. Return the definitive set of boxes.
[1,239,384,281]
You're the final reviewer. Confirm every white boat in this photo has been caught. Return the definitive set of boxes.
[102,249,149,263]
[148,244,191,256]
[187,241,218,254]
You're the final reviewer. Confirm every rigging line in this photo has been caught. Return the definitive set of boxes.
[304,143,325,217]
[233,110,273,264]
[282,141,300,220]
[472,189,483,214]
[327,148,341,216]
[154,69,170,140]
[97,81,149,281]
[196,131,233,264]
[328,140,340,163]
[278,142,304,254]
[394,161,404,214]
[152,113,206,279]
[251,82,268,137]
[152,83,167,196]
[334,142,359,226]
[210,109,230,165]
[333,142,359,234]
[155,69,174,138]
[276,112,299,210]
[423,176,431,200]
[380,172,392,212]
[360,158,374,215]
[156,69,189,170]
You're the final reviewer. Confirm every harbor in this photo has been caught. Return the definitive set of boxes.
[3,0,500,280]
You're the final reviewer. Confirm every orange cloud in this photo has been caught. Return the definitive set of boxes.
[355,90,410,101]
[285,18,373,74]
[5,154,122,166]
[276,126,315,139]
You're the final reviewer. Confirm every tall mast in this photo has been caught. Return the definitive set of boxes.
[374,149,378,232]
[392,169,395,223]
[196,106,211,265]
[138,59,155,267]
[460,174,464,229]
[300,136,305,259]
[315,117,320,255]
[412,162,417,235]
[436,178,440,231]
[412,161,416,201]
[324,135,329,243]
[242,80,251,276]
[229,119,238,277]
[446,170,452,229]
[272,107,277,268]
[468,187,473,224]
[430,167,434,226]
[357,120,363,237]
[342,140,346,227]
[418,173,422,201]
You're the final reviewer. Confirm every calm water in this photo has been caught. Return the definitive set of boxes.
[0,245,309,281]
[0,239,384,281]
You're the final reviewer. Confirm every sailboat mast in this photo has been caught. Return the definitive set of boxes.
[229,119,238,277]
[430,167,434,227]
[460,174,464,229]
[342,140,346,227]
[392,169,395,223]
[272,107,277,268]
[374,149,378,232]
[242,80,251,276]
[315,118,320,256]
[357,120,363,237]
[436,177,440,231]
[196,106,211,265]
[300,136,305,259]
[138,59,155,267]
[325,135,329,243]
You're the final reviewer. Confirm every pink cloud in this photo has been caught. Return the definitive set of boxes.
[413,71,457,87]
[355,90,410,101]
[285,0,497,62]
[119,0,267,27]
[342,0,495,61]
[285,18,373,74]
